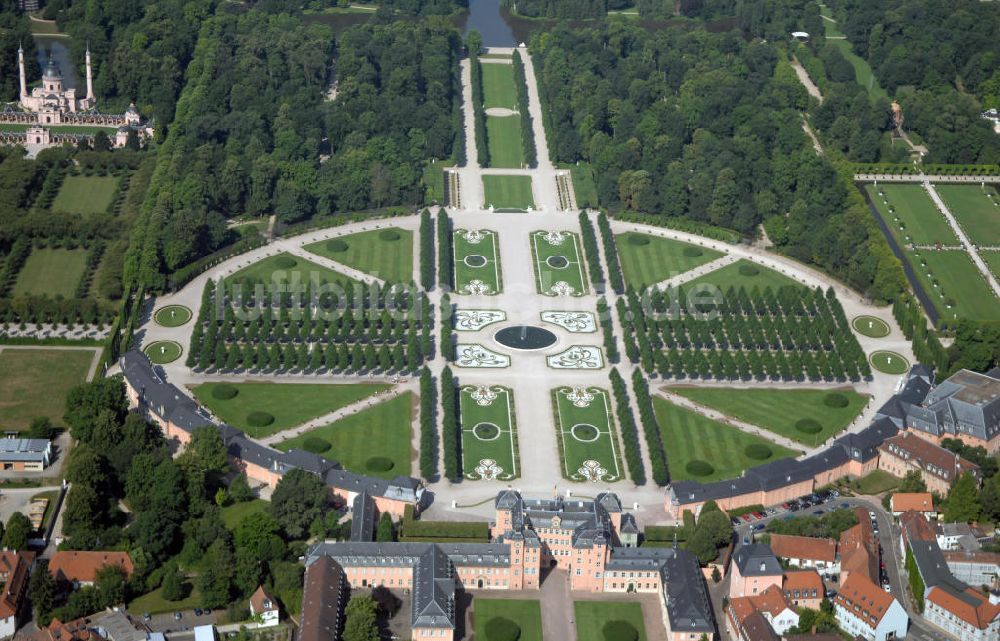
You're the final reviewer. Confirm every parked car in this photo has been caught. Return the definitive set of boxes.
[753,523,766,531]
[840,502,850,509]
[752,511,765,519]
[869,510,877,519]
[740,514,753,523]
[194,609,203,617]
[174,613,182,621]
[813,509,824,515]
[142,614,151,623]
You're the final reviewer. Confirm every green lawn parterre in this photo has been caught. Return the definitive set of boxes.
[144,341,183,364]
[574,601,648,641]
[226,252,358,290]
[304,227,414,283]
[480,61,518,110]
[552,387,624,483]
[679,259,803,305]
[865,184,957,246]
[11,247,89,298]
[869,350,909,375]
[615,232,724,290]
[983,251,1000,280]
[51,175,119,214]
[474,599,543,641]
[460,386,519,481]
[193,382,390,438]
[482,175,534,211]
[652,396,797,482]
[454,229,503,295]
[276,392,413,479]
[0,347,95,430]
[154,305,192,327]
[486,115,526,169]
[668,386,868,446]
[531,230,589,296]
[852,315,890,338]
[935,184,1000,247]
[909,249,1000,322]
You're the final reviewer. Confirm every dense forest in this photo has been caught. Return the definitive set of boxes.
[125,10,462,290]
[533,21,904,301]
[502,0,630,19]
[829,0,1000,164]
[0,7,39,101]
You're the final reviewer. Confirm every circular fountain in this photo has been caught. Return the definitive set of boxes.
[493,325,558,351]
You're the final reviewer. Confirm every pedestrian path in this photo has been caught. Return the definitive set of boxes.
[923,181,1000,298]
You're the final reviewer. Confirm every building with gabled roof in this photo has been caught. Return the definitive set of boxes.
[0,438,52,471]
[924,584,1000,641]
[48,551,133,588]
[727,585,799,639]
[298,555,344,641]
[833,574,907,641]
[879,432,979,495]
[730,544,783,598]
[782,569,824,610]
[768,535,837,573]
[249,585,279,627]
[906,368,1000,454]
[0,550,35,639]
[889,492,937,517]
[839,508,879,585]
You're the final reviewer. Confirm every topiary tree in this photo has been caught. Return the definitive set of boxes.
[602,620,639,641]
[485,617,521,641]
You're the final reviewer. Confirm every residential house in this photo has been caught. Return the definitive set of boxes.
[0,551,35,639]
[730,545,784,598]
[878,432,979,495]
[936,523,987,552]
[727,585,800,638]
[890,493,937,518]
[833,574,908,641]
[782,570,824,610]
[924,585,1000,641]
[249,586,279,627]
[48,552,133,588]
[839,509,879,585]
[768,535,838,575]
[942,550,1000,590]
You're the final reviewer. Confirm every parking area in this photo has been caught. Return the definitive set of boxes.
[135,609,221,634]
[0,485,61,527]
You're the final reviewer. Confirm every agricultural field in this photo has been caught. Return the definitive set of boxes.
[304,228,414,283]
[574,601,648,641]
[481,61,518,110]
[226,252,356,289]
[51,175,119,214]
[531,230,588,296]
[460,385,519,480]
[474,600,543,641]
[454,229,503,295]
[908,249,1000,322]
[680,259,803,300]
[0,347,95,430]
[865,184,957,246]
[667,387,868,446]
[652,397,796,482]
[486,115,525,168]
[552,387,624,483]
[935,185,1000,246]
[193,382,390,438]
[482,175,534,211]
[615,232,724,290]
[276,392,413,479]
[11,248,89,298]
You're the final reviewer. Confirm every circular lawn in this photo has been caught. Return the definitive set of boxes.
[484,618,521,641]
[603,621,639,641]
[211,383,239,400]
[571,423,600,442]
[852,315,891,338]
[869,350,909,375]
[682,246,704,257]
[823,392,850,408]
[246,411,275,428]
[738,263,760,277]
[144,341,182,364]
[274,255,297,269]
[153,305,192,327]
[303,437,331,454]
[464,254,488,268]
[546,255,569,269]
[473,422,501,441]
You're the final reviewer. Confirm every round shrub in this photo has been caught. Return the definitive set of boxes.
[627,233,651,246]
[682,246,704,257]
[274,256,297,269]
[738,263,760,276]
[366,456,395,473]
[686,460,715,477]
[796,418,822,434]
[246,411,275,428]
[303,437,331,454]
[211,384,239,400]
[379,229,401,241]
[824,392,850,408]
[744,444,773,460]
[603,621,639,641]
[485,617,521,641]
[327,239,349,252]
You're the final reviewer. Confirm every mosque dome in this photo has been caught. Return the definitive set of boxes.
[42,56,62,80]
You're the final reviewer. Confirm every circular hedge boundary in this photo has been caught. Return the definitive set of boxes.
[303,437,331,454]
[464,254,488,268]
[796,418,823,434]
[738,263,760,276]
[153,305,192,327]
[473,422,501,441]
[682,246,704,258]
[246,411,275,428]
[365,456,395,473]
[274,256,297,269]
[571,423,600,442]
[378,229,401,241]
[627,234,651,246]
[852,315,891,338]
[823,392,850,408]
[327,239,349,252]
[144,341,182,364]
[546,255,569,269]
[603,621,639,641]
[686,460,715,477]
[211,384,239,400]
[744,443,773,460]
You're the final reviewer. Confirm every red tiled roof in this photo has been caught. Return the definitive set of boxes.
[839,513,879,583]
[900,511,937,544]
[942,550,1000,566]
[880,433,978,483]
[250,585,278,614]
[783,569,824,599]
[769,534,837,563]
[40,617,106,641]
[0,551,35,620]
[49,551,133,584]
[890,493,936,513]
[926,586,1000,630]
[834,574,897,628]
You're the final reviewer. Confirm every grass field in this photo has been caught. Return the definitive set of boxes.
[144,341,182,364]
[559,162,599,209]
[652,397,796,482]
[826,39,888,101]
[276,392,413,479]
[935,185,1000,246]
[481,61,518,110]
[220,499,268,529]
[0,347,94,429]
[909,249,1000,322]
[983,251,1000,279]
[532,230,588,296]
[154,305,192,327]
[552,387,624,483]
[129,582,203,615]
[423,160,447,204]
[845,469,901,495]
[486,115,525,168]
[304,228,413,283]
[11,248,88,298]
[818,4,843,38]
[51,175,119,214]
[454,229,502,295]
[680,259,803,303]
[461,386,518,480]
[193,382,390,438]
[226,252,357,289]
[852,315,890,338]
[483,175,534,210]
[574,601,648,641]
[870,350,909,375]
[616,232,724,290]
[668,387,868,446]
[866,184,956,246]
[474,599,543,641]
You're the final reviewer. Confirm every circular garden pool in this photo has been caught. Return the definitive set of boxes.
[493,325,558,351]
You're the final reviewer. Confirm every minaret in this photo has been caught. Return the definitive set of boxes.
[18,43,27,100]
[85,44,94,102]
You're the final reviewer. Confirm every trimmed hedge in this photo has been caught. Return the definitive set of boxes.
[419,209,434,290]
[327,239,349,252]
[437,211,453,290]
[744,444,773,460]
[598,212,625,294]
[686,460,715,476]
[441,367,460,479]
[274,256,297,269]
[609,368,645,485]
[603,621,638,641]
[399,505,489,542]
[823,392,849,408]
[512,50,536,168]
[597,297,619,363]
[579,212,606,292]
[419,366,437,480]
[796,418,822,434]
[470,47,490,168]
[632,369,669,485]
[366,456,395,472]
[379,229,401,241]
[486,618,521,641]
